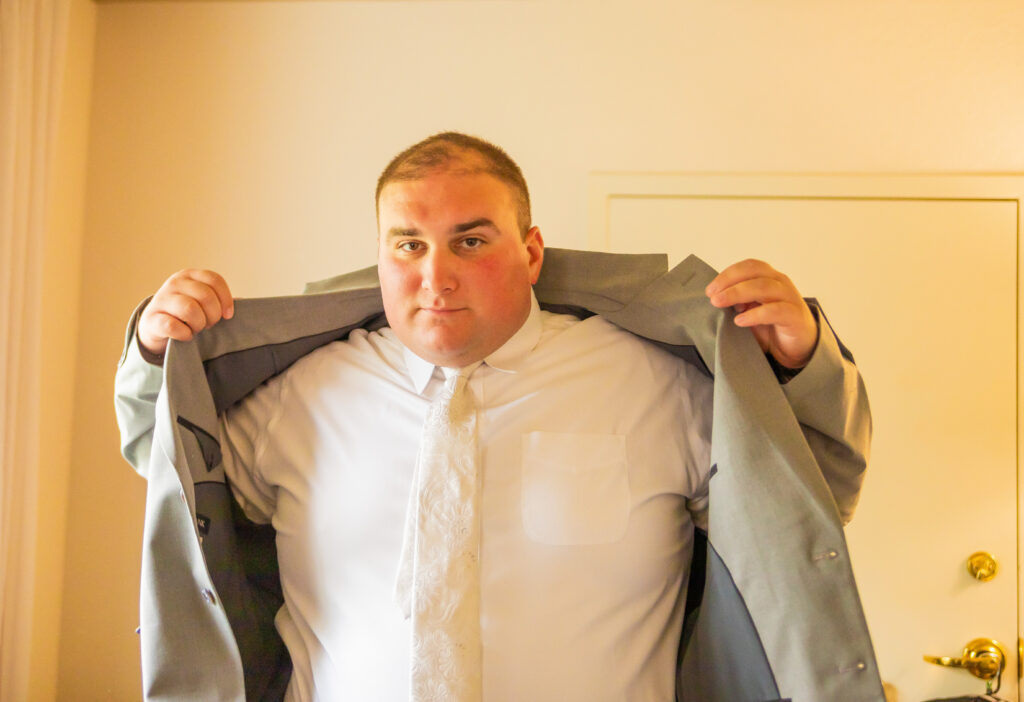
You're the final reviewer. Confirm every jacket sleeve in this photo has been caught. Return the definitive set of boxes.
[114,298,163,479]
[780,304,871,525]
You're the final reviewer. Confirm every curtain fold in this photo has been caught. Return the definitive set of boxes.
[0,0,70,700]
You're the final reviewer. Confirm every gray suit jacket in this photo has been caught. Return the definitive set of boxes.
[115,248,882,701]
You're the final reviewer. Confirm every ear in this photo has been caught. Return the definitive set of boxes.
[524,226,544,284]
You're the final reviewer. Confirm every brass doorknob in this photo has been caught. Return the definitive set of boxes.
[967,552,998,581]
[924,638,1006,681]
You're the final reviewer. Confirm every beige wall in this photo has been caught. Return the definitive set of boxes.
[55,1,1023,699]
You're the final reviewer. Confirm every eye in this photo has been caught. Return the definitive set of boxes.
[460,236,485,249]
[397,241,422,253]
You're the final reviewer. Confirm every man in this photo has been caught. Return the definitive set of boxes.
[116,132,878,701]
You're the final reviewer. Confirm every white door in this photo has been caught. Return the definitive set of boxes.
[591,174,1021,702]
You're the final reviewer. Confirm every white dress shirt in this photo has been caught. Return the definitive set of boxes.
[220,292,713,701]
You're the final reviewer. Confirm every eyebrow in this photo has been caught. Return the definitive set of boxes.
[385,218,499,240]
[385,227,419,239]
[453,218,498,234]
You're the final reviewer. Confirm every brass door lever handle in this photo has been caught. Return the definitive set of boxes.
[924,638,1006,692]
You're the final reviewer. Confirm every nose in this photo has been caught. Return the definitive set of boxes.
[420,248,458,295]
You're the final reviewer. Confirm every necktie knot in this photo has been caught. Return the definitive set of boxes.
[437,364,479,425]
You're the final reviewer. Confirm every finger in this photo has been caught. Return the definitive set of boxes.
[705,259,785,297]
[159,292,210,335]
[150,312,199,343]
[708,277,794,309]
[738,301,818,368]
[732,300,810,329]
[172,277,230,327]
[177,269,234,319]
[138,311,198,355]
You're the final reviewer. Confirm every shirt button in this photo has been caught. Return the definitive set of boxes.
[201,588,217,606]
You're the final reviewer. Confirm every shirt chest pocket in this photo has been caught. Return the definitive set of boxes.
[521,432,630,545]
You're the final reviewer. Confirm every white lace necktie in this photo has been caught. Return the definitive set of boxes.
[395,364,483,701]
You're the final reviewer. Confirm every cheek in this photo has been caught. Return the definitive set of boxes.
[466,260,508,302]
[474,254,520,284]
[382,259,419,286]
[472,258,532,316]
[378,264,418,311]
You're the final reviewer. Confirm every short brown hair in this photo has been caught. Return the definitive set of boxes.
[376,131,532,236]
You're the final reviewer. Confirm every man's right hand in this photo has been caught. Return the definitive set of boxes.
[138,269,234,357]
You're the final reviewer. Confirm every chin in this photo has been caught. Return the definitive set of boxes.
[414,342,470,367]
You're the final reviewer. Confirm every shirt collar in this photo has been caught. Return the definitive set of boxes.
[402,291,544,395]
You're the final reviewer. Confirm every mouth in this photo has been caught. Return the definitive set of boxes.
[420,307,465,314]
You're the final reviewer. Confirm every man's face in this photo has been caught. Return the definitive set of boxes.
[377,168,544,368]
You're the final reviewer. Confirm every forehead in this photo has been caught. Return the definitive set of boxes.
[378,169,515,220]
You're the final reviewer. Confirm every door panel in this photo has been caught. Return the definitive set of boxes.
[592,175,1020,701]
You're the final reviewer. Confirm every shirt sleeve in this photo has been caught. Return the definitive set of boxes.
[114,301,164,480]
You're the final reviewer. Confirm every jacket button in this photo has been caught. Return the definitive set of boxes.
[201,588,217,606]
[840,659,868,673]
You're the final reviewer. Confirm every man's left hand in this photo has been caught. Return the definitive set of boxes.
[705,259,818,369]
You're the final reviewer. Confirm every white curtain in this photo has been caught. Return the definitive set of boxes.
[0,0,69,699]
